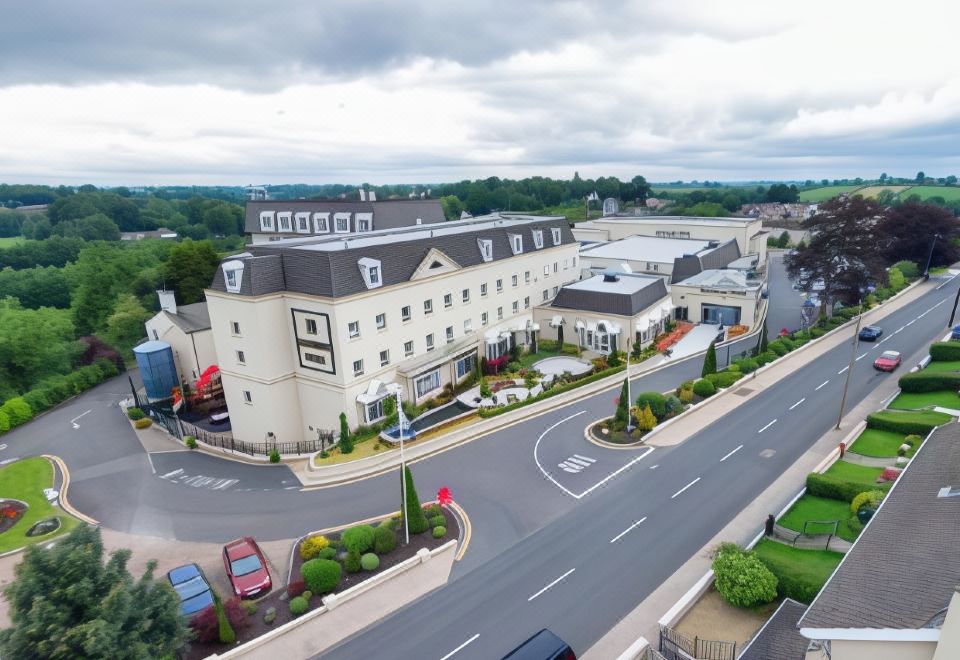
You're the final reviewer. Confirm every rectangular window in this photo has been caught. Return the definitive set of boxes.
[446,326,454,343]
[369,266,380,285]
[335,216,349,232]
[464,318,473,334]
[278,213,292,232]
[380,349,390,367]
[297,215,309,232]
[225,270,238,289]
[231,321,241,335]
[525,271,531,284]
[404,340,414,357]
[497,306,503,320]
[524,296,530,309]
[415,369,441,398]
[543,265,550,277]
[426,333,435,351]
[243,390,252,403]
[543,289,549,301]
[481,283,488,297]
[376,313,386,330]
[533,230,544,249]
[424,299,433,315]
[456,354,476,379]
[348,321,360,338]
[305,319,317,335]
[511,274,518,287]
[512,235,523,254]
[554,262,559,273]
[496,278,503,292]
[353,359,364,376]
[366,400,384,422]
[304,353,326,365]
[481,312,488,326]
[444,293,453,308]
[551,227,562,245]
[462,288,470,303]
[236,350,246,364]
[401,305,411,322]
[512,301,519,314]
[313,214,329,233]
[357,219,371,232]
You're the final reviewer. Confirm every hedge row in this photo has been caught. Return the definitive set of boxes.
[0,360,120,435]
[866,410,951,435]
[477,364,626,418]
[897,371,960,393]
[805,473,874,503]
[929,342,960,362]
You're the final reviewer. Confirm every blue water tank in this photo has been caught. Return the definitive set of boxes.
[133,341,179,401]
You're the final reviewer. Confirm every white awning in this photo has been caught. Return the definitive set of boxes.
[575,319,585,330]
[356,379,388,404]
[550,315,564,327]
[635,316,650,332]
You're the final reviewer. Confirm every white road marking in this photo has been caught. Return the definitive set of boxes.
[284,486,299,490]
[0,458,18,466]
[534,411,588,499]
[576,447,655,499]
[649,464,659,470]
[894,327,904,334]
[671,477,701,499]
[878,337,890,345]
[906,319,916,326]
[70,409,92,429]
[0,444,7,452]
[439,634,480,660]
[528,568,576,602]
[936,272,959,290]
[573,454,596,463]
[816,380,830,391]
[720,445,743,462]
[789,398,806,410]
[918,311,928,319]
[855,353,867,361]
[146,453,156,475]
[758,419,778,433]
[567,457,592,467]
[610,517,648,543]
[838,366,849,374]
[161,469,184,479]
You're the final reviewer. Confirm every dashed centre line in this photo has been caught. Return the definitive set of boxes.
[610,517,647,543]
[838,366,849,375]
[720,445,743,462]
[439,634,480,660]
[816,380,830,391]
[758,419,778,433]
[671,477,701,499]
[528,568,576,602]
[789,398,806,410]
[855,353,867,361]
[906,319,916,326]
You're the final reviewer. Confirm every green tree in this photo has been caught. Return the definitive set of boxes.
[70,243,143,336]
[338,412,353,454]
[636,404,657,432]
[464,183,491,215]
[202,202,242,236]
[106,294,151,349]
[0,525,185,659]
[887,266,906,291]
[776,231,790,248]
[0,299,78,396]
[440,195,465,221]
[613,378,630,429]
[162,239,220,305]
[401,465,429,535]
[916,171,926,182]
[52,213,121,241]
[712,543,778,608]
[702,340,717,377]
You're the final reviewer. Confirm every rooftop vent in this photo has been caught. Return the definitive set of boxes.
[602,269,620,283]
[707,240,720,248]
[937,486,960,499]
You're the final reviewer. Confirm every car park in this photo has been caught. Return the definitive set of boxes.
[167,563,215,617]
[858,326,883,341]
[874,350,902,372]
[502,629,576,659]
[222,537,272,598]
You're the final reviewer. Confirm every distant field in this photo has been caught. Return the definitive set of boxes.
[0,236,25,247]
[854,185,911,198]
[797,185,861,202]
[904,185,960,202]
[652,187,749,194]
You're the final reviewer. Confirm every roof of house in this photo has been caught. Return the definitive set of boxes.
[739,599,808,660]
[674,269,761,290]
[580,236,713,264]
[670,239,742,283]
[551,272,668,317]
[581,215,760,228]
[162,302,210,334]
[244,199,445,234]
[800,422,960,632]
[209,214,575,299]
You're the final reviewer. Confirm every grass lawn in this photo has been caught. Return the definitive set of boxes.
[0,236,25,248]
[850,428,907,458]
[798,185,861,202]
[0,457,81,553]
[777,495,860,542]
[312,435,398,466]
[923,361,960,373]
[753,539,843,602]
[822,460,886,487]
[904,185,960,202]
[890,390,960,410]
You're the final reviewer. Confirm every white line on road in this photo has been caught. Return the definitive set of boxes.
[146,453,156,475]
[572,454,596,463]
[894,327,904,334]
[838,366,849,374]
[671,477,701,499]
[918,311,928,318]
[649,464,659,470]
[439,633,480,660]
[936,272,959,290]
[758,419,778,433]
[534,411,588,499]
[576,447,655,499]
[70,409,92,429]
[855,353,867,361]
[610,517,648,543]
[720,445,743,462]
[906,319,916,326]
[878,337,890,345]
[160,469,183,479]
[816,380,830,391]
[567,457,592,467]
[528,568,576,602]
[789,398,806,410]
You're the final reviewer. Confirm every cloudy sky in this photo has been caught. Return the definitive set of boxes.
[1,0,958,185]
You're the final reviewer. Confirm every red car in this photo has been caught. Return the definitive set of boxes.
[874,350,902,372]
[222,537,272,598]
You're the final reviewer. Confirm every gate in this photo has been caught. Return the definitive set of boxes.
[659,626,736,660]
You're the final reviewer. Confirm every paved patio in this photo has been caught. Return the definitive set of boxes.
[532,355,593,376]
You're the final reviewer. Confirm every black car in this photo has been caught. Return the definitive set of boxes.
[502,629,576,659]
[858,326,883,341]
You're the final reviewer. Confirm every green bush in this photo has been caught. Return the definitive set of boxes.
[185,435,198,449]
[771,568,824,604]
[705,371,741,389]
[805,473,872,503]
[634,391,667,419]
[0,397,33,427]
[850,490,884,514]
[242,600,257,616]
[317,547,337,560]
[904,434,922,448]
[664,394,684,416]
[866,410,950,435]
[897,371,960,393]
[755,350,779,366]
[429,515,445,528]
[373,525,397,554]
[432,526,447,538]
[302,590,312,601]
[810,327,826,338]
[289,596,309,616]
[133,417,152,429]
[341,525,376,554]
[360,553,380,571]
[423,504,443,518]
[126,407,145,420]
[402,466,430,534]
[892,260,920,280]
[344,549,362,573]
[263,606,277,625]
[779,337,796,350]
[21,390,50,415]
[888,267,906,291]
[767,340,789,356]
[929,342,960,362]
[692,379,716,398]
[268,448,281,463]
[217,598,236,644]
[0,411,9,434]
[678,388,694,404]
[299,535,331,561]
[736,358,760,373]
[712,543,778,608]
[300,558,341,594]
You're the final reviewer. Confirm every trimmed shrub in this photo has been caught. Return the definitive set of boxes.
[892,260,920,280]
[223,596,250,631]
[664,394,684,416]
[897,372,960,393]
[712,543,778,608]
[432,526,447,538]
[767,340,789,356]
[263,606,277,625]
[692,379,716,398]
[423,504,443,518]
[929,342,960,362]
[706,371,740,389]
[300,535,331,561]
[0,411,8,434]
[429,515,445,528]
[0,397,32,427]
[269,448,281,463]
[810,327,826,338]
[850,490,884,514]
[770,568,823,604]
[302,590,313,601]
[289,596,309,616]
[344,549,362,573]
[185,435,198,449]
[904,434,922,448]
[374,524,397,554]
[613,378,630,430]
[317,547,337,560]
[134,417,152,429]
[805,473,871,503]
[866,411,948,435]
[21,390,50,415]
[888,266,906,291]
[678,388,694,404]
[402,466,430,534]
[341,525,375,554]
[677,380,695,395]
[755,350,778,366]
[241,600,258,616]
[126,407,145,420]
[300,558,342,594]
[702,341,717,377]
[634,391,667,420]
[360,553,380,571]
[286,579,306,598]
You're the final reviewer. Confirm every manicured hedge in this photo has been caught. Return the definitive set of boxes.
[705,371,742,389]
[692,379,716,398]
[897,372,960,393]
[300,558,341,594]
[930,342,960,362]
[866,410,952,435]
[634,391,667,419]
[806,473,872,503]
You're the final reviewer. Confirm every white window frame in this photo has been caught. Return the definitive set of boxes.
[477,238,494,262]
[496,278,503,292]
[401,305,412,322]
[446,326,454,343]
[543,289,549,301]
[304,352,326,366]
[334,213,350,233]
[464,318,473,334]
[497,306,503,320]
[415,369,441,399]
[379,349,390,367]
[376,313,386,330]
[222,261,245,293]
[355,213,373,232]
[259,211,275,232]
[426,333,435,351]
[525,271,531,284]
[295,212,311,233]
[481,283,488,297]
[305,318,317,335]
[444,293,453,308]
[551,227,561,245]
[277,212,292,232]
[348,321,360,338]
[509,234,523,255]
[532,230,544,249]
[524,296,530,309]
[512,301,519,314]
[424,299,433,314]
[511,274,518,287]
[543,265,550,277]
[404,340,414,357]
[353,359,364,376]
[313,213,330,233]
[481,311,488,326]
[365,399,385,423]
[358,257,382,290]
[462,288,470,303]
[455,354,475,379]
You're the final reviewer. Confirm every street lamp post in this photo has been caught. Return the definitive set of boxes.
[835,298,864,430]
[625,335,634,434]
[396,390,409,545]
[923,233,941,279]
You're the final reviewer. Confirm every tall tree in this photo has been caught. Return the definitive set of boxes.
[401,465,429,535]
[702,341,718,377]
[71,243,142,336]
[0,525,185,659]
[338,412,353,454]
[613,378,630,429]
[162,239,220,305]
[878,202,960,268]
[0,299,78,395]
[106,294,151,349]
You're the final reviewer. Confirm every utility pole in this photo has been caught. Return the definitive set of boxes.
[923,233,940,279]
[836,300,863,430]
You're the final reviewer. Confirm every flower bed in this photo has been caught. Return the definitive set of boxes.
[655,321,694,352]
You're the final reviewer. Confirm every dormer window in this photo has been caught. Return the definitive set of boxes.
[532,230,544,249]
[259,212,275,232]
[334,213,350,233]
[355,213,373,232]
[221,260,245,293]
[277,212,292,232]
[295,212,310,233]
[551,227,562,245]
[313,213,330,233]
[509,234,523,255]
[358,257,382,289]
[478,238,493,262]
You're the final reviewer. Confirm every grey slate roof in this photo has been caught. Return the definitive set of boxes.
[210,216,575,299]
[244,199,445,234]
[800,422,960,631]
[163,302,211,334]
[670,239,741,284]
[551,273,668,316]
[739,599,808,660]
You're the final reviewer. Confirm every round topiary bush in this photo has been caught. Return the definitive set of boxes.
[289,596,309,616]
[134,417,153,429]
[850,490,884,514]
[429,515,445,528]
[344,550,362,574]
[126,407,145,420]
[712,543,777,608]
[317,547,337,560]
[301,590,312,601]
[360,553,380,571]
[300,558,342,594]
[373,525,397,555]
[692,379,716,398]
[341,525,376,554]
[634,391,668,419]
[432,525,447,539]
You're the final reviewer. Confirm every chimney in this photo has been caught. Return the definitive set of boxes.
[368,190,376,201]
[157,290,177,315]
[359,189,367,201]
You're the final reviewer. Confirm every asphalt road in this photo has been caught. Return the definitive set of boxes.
[319,275,960,659]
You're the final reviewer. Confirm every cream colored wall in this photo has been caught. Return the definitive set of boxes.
[144,313,214,385]
[580,218,763,258]
[532,300,668,350]
[580,254,673,278]
[831,639,934,660]
[671,284,760,328]
[219,371,303,446]
[191,329,218,374]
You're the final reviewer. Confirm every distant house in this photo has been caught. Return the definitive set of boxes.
[740,203,815,220]
[120,227,178,241]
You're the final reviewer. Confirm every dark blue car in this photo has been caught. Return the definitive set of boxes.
[167,563,215,617]
[858,326,883,341]
[502,629,576,659]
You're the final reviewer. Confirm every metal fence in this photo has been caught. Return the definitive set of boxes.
[659,626,736,660]
[179,419,334,457]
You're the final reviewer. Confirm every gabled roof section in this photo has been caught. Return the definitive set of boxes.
[410,248,461,281]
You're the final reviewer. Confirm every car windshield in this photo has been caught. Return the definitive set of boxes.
[173,575,209,600]
[230,554,263,577]
[180,589,215,615]
[881,352,899,360]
